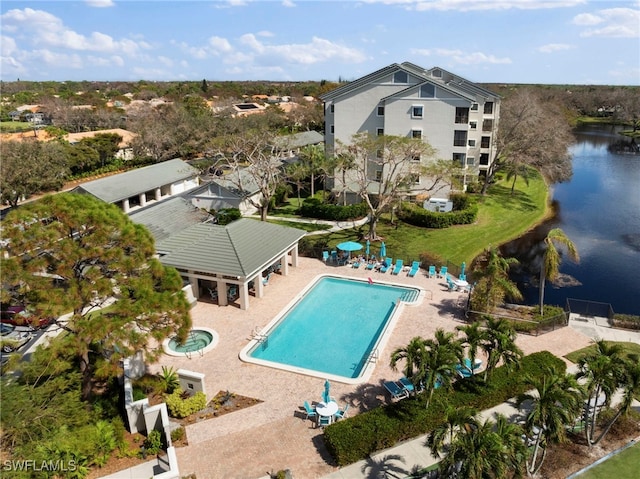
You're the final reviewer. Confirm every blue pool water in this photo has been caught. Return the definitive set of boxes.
[246,276,420,380]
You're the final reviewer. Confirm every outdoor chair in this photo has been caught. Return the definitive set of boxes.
[383,380,409,400]
[379,258,392,273]
[438,266,448,278]
[208,288,218,301]
[391,259,404,275]
[322,251,329,263]
[262,273,271,286]
[330,251,338,263]
[303,401,317,421]
[334,404,350,420]
[318,415,332,428]
[398,376,416,395]
[428,265,436,278]
[407,261,420,277]
[366,261,376,270]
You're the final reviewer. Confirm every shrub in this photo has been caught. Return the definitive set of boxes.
[612,313,640,330]
[398,201,478,229]
[143,429,162,455]
[170,427,185,443]
[299,197,368,221]
[158,366,179,394]
[215,208,241,225]
[165,389,207,419]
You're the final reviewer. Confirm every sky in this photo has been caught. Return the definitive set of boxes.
[1,0,639,85]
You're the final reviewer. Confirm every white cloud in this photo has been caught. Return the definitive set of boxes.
[239,35,367,64]
[208,36,233,54]
[411,47,511,64]
[282,0,296,7]
[85,0,115,7]
[363,0,586,12]
[573,8,640,38]
[537,43,574,53]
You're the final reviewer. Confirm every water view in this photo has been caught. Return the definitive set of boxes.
[502,124,640,315]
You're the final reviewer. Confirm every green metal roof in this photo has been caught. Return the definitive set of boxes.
[157,218,306,279]
[73,159,199,203]
[129,196,211,242]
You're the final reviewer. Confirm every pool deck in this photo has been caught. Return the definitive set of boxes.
[146,257,597,479]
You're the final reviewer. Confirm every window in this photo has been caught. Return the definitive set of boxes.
[412,105,423,118]
[480,153,489,165]
[481,136,490,148]
[455,107,469,124]
[420,84,435,98]
[330,104,334,113]
[377,128,384,136]
[471,103,479,111]
[409,173,420,184]
[330,125,334,134]
[377,105,385,116]
[484,102,494,114]
[393,71,408,83]
[482,119,493,132]
[452,153,466,166]
[411,154,421,162]
[376,149,383,159]
[470,121,477,130]
[375,170,382,181]
[453,130,467,147]
[467,157,475,166]
[411,129,422,139]
[468,139,476,147]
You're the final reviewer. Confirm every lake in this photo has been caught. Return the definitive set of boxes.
[501,124,640,316]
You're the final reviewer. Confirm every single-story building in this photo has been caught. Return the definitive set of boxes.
[64,128,138,160]
[72,159,200,213]
[155,218,307,310]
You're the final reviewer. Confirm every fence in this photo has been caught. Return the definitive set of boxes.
[565,298,615,320]
[464,307,569,336]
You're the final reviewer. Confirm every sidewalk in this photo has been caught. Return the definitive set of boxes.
[249,214,370,235]
[320,318,640,479]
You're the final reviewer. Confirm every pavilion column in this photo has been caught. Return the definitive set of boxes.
[155,187,161,201]
[238,283,249,310]
[122,198,130,213]
[217,280,228,306]
[280,254,289,276]
[189,276,199,298]
[139,192,146,207]
[290,245,299,267]
[254,274,265,298]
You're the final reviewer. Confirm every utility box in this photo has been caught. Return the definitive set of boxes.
[423,198,453,213]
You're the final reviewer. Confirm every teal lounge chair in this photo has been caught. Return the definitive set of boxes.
[379,258,392,273]
[428,265,436,278]
[322,251,329,263]
[438,266,448,278]
[391,259,403,275]
[398,377,416,395]
[407,261,420,277]
[383,380,408,400]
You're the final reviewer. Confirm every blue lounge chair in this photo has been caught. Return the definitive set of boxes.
[407,261,420,277]
[398,377,416,395]
[455,363,473,379]
[322,251,329,263]
[446,276,457,291]
[379,258,392,273]
[438,266,448,278]
[428,265,436,278]
[352,260,361,268]
[330,251,338,263]
[383,380,408,400]
[303,401,317,421]
[366,261,375,270]
[392,259,404,275]
[334,404,350,420]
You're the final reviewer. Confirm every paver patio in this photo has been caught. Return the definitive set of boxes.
[149,256,594,479]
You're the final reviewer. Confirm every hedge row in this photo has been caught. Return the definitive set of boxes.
[398,199,478,228]
[299,198,369,221]
[611,313,640,330]
[323,351,565,466]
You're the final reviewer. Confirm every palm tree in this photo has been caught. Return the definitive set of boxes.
[456,321,485,375]
[504,161,535,194]
[333,152,356,206]
[519,365,584,475]
[390,336,427,394]
[494,413,528,477]
[576,340,630,446]
[420,329,464,409]
[481,317,523,382]
[538,228,580,315]
[471,247,523,313]
[284,162,309,205]
[425,404,478,459]
[439,416,525,479]
[298,144,324,197]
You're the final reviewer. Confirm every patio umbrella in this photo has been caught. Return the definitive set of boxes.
[460,262,466,277]
[365,240,370,258]
[336,241,363,260]
[379,241,386,259]
[323,379,331,404]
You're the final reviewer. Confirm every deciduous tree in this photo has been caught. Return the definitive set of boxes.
[0,193,191,400]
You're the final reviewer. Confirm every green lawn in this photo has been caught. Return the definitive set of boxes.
[564,341,640,364]
[576,442,640,479]
[300,172,549,267]
[0,120,32,132]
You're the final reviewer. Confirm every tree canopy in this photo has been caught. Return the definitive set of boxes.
[0,193,191,400]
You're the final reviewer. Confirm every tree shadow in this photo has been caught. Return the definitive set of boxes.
[341,382,387,412]
[360,454,412,479]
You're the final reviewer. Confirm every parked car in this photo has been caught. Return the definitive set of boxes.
[0,304,53,329]
[0,323,32,353]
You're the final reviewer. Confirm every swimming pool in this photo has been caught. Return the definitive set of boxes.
[239,275,422,384]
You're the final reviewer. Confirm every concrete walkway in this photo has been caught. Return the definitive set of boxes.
[249,214,370,235]
[320,317,640,479]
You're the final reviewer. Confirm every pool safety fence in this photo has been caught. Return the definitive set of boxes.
[566,298,615,320]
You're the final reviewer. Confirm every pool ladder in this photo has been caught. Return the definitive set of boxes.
[251,326,268,344]
[366,348,379,364]
[183,331,205,359]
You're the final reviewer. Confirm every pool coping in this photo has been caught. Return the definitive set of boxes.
[238,273,425,385]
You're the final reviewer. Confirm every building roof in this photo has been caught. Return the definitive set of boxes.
[273,131,324,151]
[73,158,199,204]
[64,128,138,149]
[129,196,211,242]
[156,218,307,279]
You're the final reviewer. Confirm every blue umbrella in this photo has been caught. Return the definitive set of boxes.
[365,240,370,258]
[323,379,331,403]
[337,241,363,260]
[379,242,386,259]
[460,262,466,277]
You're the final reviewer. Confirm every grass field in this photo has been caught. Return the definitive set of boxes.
[575,442,640,479]
[564,341,640,364]
[290,171,549,267]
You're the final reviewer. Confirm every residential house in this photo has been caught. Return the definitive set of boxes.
[64,128,138,160]
[72,158,200,213]
[321,62,500,198]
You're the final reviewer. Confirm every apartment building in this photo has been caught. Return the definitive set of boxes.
[321,62,500,197]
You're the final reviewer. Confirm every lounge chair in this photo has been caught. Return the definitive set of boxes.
[322,251,329,263]
[428,265,436,278]
[391,259,404,275]
[455,363,473,379]
[383,380,408,400]
[438,266,448,278]
[352,260,361,268]
[379,258,392,273]
[334,404,350,420]
[303,401,317,421]
[407,261,420,277]
[330,251,338,263]
[446,276,457,291]
[398,377,416,395]
[366,261,376,270]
